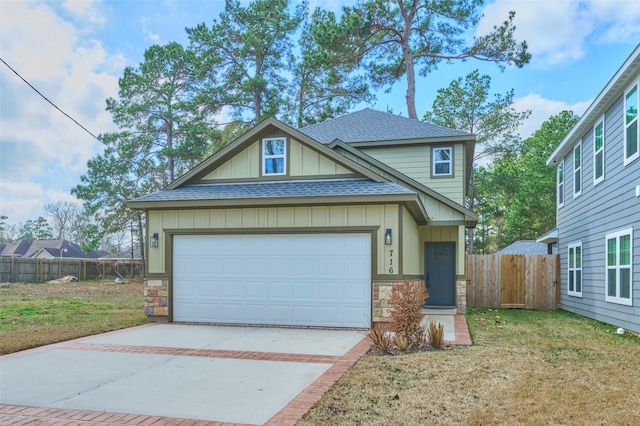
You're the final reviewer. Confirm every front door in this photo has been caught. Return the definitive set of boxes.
[425,242,455,306]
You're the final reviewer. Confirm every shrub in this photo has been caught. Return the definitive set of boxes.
[390,278,428,339]
[413,323,429,349]
[428,320,444,349]
[367,323,393,353]
[394,333,411,352]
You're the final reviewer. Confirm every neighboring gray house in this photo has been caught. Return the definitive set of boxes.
[542,44,640,333]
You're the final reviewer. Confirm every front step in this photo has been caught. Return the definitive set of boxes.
[422,307,457,315]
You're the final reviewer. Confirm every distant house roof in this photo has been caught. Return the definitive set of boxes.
[298,108,471,144]
[537,228,559,245]
[0,239,106,259]
[0,240,33,257]
[497,240,557,255]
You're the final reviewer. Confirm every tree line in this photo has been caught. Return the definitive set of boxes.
[2,0,576,258]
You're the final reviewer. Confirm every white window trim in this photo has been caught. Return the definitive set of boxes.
[557,160,564,208]
[624,81,639,166]
[573,142,582,198]
[568,241,582,297]
[593,116,605,186]
[262,137,287,176]
[605,227,634,306]
[432,147,453,176]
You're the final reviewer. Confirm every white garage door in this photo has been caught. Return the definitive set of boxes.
[173,233,371,328]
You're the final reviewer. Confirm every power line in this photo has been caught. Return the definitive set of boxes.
[0,56,106,146]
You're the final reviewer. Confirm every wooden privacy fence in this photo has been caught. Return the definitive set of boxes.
[466,254,560,310]
[0,257,144,283]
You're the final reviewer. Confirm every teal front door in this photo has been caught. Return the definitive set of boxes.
[425,242,455,306]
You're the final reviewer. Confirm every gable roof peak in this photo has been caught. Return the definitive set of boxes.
[298,108,472,144]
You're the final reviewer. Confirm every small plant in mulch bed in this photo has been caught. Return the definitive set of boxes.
[367,323,394,353]
[428,320,445,349]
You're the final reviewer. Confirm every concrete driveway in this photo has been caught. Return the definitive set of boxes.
[0,324,370,425]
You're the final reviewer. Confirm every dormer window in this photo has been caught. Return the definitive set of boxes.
[262,138,286,176]
[432,147,453,177]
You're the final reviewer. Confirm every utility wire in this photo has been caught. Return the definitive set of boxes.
[0,56,106,146]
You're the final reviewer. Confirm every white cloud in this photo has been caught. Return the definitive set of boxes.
[62,0,107,27]
[0,1,121,224]
[0,179,82,225]
[478,0,640,68]
[139,16,161,43]
[513,93,592,139]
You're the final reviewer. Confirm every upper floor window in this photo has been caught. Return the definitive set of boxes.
[605,227,633,306]
[262,138,286,176]
[573,142,582,197]
[625,83,639,165]
[432,147,452,176]
[557,160,564,207]
[594,117,604,185]
[568,242,582,297]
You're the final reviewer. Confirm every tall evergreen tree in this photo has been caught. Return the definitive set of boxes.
[18,216,53,240]
[424,69,530,159]
[473,111,580,252]
[106,42,218,183]
[333,0,530,118]
[287,8,374,127]
[188,0,306,123]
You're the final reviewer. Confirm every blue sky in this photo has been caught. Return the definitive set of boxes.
[1,0,639,227]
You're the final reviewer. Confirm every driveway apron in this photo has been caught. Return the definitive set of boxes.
[0,324,371,425]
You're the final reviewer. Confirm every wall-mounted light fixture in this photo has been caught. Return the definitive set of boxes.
[150,232,159,248]
[385,228,392,245]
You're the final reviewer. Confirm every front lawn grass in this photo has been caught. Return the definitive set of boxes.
[299,308,640,425]
[0,279,146,354]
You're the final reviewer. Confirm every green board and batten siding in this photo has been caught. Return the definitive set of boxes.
[202,139,354,181]
[147,204,401,276]
[361,144,465,204]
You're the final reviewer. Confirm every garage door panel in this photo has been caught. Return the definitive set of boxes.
[293,283,315,299]
[173,234,371,328]
[268,281,291,299]
[244,281,268,298]
[268,305,291,322]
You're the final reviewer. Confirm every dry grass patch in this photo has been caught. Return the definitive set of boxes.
[299,309,640,425]
[0,279,146,354]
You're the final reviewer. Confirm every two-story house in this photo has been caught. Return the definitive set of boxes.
[541,45,640,333]
[128,108,478,328]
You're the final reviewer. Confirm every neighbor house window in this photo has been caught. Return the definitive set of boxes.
[594,117,604,185]
[573,142,582,197]
[262,138,286,176]
[432,147,452,176]
[624,83,639,165]
[557,160,564,208]
[605,227,633,306]
[568,242,582,297]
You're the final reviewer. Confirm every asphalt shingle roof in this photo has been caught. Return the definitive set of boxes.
[131,179,415,203]
[496,240,556,255]
[299,108,471,144]
[0,239,107,259]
